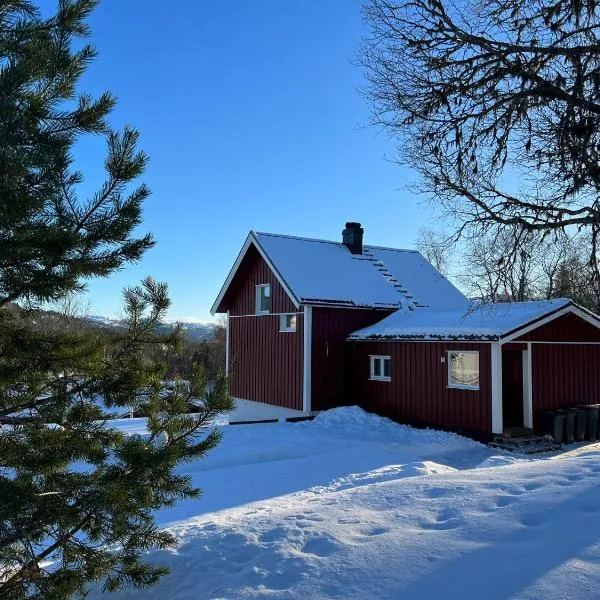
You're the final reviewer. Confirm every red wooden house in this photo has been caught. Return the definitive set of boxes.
[212,223,600,438]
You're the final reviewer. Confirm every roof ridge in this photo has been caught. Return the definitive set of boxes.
[253,231,415,253]
[364,244,419,253]
[254,231,344,246]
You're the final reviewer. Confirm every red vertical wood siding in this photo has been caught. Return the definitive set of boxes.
[229,313,304,410]
[310,307,394,411]
[531,344,600,429]
[221,244,304,410]
[511,311,600,430]
[515,312,600,342]
[224,244,297,316]
[350,341,492,434]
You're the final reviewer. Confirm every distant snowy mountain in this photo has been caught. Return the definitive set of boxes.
[87,315,217,341]
[88,315,127,329]
[157,320,217,342]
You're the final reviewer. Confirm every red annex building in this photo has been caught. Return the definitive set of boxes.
[212,223,600,438]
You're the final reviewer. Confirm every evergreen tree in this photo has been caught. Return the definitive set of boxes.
[0,2,232,597]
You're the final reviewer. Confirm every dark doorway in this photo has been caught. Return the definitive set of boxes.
[502,350,524,429]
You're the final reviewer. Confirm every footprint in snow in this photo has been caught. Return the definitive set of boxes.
[260,526,291,543]
[519,513,547,528]
[578,502,600,514]
[297,513,326,522]
[421,508,465,531]
[555,478,576,487]
[301,536,339,557]
[524,482,544,491]
[229,544,263,565]
[218,532,248,547]
[354,525,391,542]
[485,482,526,495]
[423,486,453,499]
[495,495,519,508]
[421,518,464,531]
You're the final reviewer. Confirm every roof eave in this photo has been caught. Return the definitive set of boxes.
[210,232,300,315]
[347,299,600,344]
[301,299,402,310]
[347,333,500,342]
[499,301,600,343]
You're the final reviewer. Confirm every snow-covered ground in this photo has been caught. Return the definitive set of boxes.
[92,408,600,599]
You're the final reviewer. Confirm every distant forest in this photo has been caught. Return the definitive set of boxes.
[7,303,226,381]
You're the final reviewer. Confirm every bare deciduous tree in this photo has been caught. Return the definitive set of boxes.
[459,231,539,302]
[453,229,600,311]
[416,228,450,275]
[361,0,600,267]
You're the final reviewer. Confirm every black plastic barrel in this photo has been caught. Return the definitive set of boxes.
[573,408,589,441]
[588,405,600,441]
[577,405,599,442]
[555,410,576,443]
[542,411,566,443]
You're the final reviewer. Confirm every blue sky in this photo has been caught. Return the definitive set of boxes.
[46,0,437,321]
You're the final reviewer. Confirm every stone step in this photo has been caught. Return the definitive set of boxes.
[502,427,534,439]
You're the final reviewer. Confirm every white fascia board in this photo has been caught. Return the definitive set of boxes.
[210,231,300,315]
[571,306,600,328]
[500,304,600,344]
[210,233,253,315]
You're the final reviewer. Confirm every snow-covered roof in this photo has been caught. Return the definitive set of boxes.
[348,298,587,341]
[244,232,468,310]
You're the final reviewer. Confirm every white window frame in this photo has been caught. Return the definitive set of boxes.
[255,284,271,314]
[279,313,297,332]
[447,350,480,390]
[369,355,391,382]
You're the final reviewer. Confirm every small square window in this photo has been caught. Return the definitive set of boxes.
[255,284,271,314]
[370,355,391,381]
[280,313,297,332]
[448,351,479,390]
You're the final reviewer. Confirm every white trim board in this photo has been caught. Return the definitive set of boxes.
[210,232,300,314]
[303,305,312,413]
[524,341,600,345]
[225,310,230,374]
[348,338,493,344]
[523,344,533,429]
[229,311,303,319]
[491,343,503,434]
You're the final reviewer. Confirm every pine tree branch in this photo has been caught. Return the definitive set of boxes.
[0,513,93,593]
